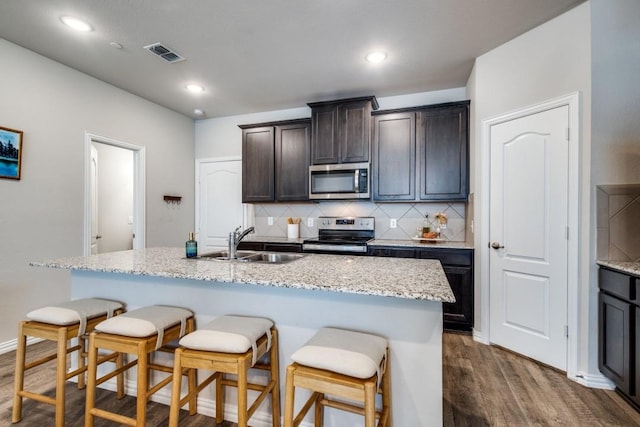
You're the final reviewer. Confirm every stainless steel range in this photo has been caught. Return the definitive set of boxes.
[302,217,375,254]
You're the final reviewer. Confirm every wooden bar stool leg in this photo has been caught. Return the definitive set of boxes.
[116,351,125,399]
[137,341,148,426]
[314,393,323,427]
[55,327,68,427]
[168,348,183,427]
[270,330,281,427]
[364,381,376,427]
[283,364,296,427]
[85,332,99,427]
[216,371,224,423]
[237,356,249,427]
[78,335,87,389]
[382,357,392,427]
[12,322,27,423]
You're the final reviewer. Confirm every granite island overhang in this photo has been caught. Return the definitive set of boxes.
[31,247,455,426]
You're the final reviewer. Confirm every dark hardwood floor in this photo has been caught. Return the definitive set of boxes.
[2,333,639,426]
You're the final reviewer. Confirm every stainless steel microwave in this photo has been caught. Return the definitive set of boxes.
[309,162,370,200]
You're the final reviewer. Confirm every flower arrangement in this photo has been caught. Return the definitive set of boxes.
[434,212,448,225]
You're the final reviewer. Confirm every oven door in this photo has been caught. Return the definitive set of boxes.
[309,163,370,200]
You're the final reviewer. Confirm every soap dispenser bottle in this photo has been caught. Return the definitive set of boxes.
[186,232,197,258]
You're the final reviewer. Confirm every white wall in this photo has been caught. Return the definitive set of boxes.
[0,40,195,345]
[469,2,592,374]
[588,0,640,375]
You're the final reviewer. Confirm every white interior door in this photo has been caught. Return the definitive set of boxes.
[489,105,569,370]
[197,159,246,251]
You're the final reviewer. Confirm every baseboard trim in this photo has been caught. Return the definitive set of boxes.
[570,371,615,390]
[0,337,43,355]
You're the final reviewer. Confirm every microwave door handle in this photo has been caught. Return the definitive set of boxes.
[354,170,359,192]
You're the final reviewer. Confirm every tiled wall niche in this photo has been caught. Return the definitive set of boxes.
[597,184,640,261]
[251,201,468,242]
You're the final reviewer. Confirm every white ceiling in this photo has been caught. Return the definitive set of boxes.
[0,0,584,119]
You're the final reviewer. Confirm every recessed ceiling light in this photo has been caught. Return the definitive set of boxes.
[60,16,93,32]
[366,51,387,63]
[185,84,205,94]
[193,109,204,116]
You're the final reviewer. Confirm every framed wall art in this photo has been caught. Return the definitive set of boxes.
[0,126,23,180]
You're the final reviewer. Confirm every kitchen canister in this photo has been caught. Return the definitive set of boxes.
[287,223,299,239]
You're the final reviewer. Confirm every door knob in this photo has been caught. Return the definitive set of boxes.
[490,242,504,249]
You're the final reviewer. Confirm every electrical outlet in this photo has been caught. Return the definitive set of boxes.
[390,218,397,228]
[267,217,273,226]
[307,217,314,227]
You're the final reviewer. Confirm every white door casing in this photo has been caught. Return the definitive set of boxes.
[90,145,99,255]
[489,105,569,370]
[196,158,249,251]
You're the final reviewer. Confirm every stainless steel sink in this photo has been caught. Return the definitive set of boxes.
[196,251,305,264]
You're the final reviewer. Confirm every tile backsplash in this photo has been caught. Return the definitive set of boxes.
[250,201,468,242]
[597,184,640,261]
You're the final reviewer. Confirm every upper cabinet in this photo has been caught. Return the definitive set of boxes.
[241,119,310,203]
[372,101,469,202]
[308,96,379,164]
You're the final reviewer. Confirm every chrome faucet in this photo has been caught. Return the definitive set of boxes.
[228,226,255,259]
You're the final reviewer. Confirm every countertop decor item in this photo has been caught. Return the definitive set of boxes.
[0,126,23,180]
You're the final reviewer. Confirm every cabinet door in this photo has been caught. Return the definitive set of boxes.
[368,246,416,258]
[242,127,274,202]
[339,100,372,163]
[599,292,632,395]
[373,112,416,201]
[442,266,473,332]
[417,104,469,200]
[311,104,339,164]
[275,122,310,201]
[635,305,640,406]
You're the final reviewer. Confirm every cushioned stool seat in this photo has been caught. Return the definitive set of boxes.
[284,327,392,427]
[13,298,124,427]
[85,305,195,427]
[169,315,280,427]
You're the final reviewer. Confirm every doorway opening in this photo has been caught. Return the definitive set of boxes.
[83,133,145,255]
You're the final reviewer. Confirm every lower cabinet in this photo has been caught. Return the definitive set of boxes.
[368,246,474,332]
[598,267,639,407]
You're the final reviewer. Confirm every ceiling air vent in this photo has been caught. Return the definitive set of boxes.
[143,42,185,63]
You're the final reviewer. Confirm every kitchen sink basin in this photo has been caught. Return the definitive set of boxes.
[196,251,305,264]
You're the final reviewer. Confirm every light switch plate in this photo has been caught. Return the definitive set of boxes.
[267,217,273,226]
[390,218,397,228]
[307,217,314,227]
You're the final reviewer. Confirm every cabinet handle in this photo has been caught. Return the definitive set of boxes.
[490,242,504,249]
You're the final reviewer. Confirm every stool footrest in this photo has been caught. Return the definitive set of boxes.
[89,407,137,427]
[17,390,56,406]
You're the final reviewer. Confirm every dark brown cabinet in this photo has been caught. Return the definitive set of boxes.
[241,119,310,203]
[598,267,639,407]
[368,245,474,332]
[309,96,378,165]
[372,101,469,202]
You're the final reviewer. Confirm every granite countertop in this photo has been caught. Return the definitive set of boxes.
[597,260,640,277]
[31,247,455,303]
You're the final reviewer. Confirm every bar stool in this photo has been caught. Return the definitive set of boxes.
[283,327,391,427]
[84,305,195,427]
[169,315,280,427]
[12,297,124,427]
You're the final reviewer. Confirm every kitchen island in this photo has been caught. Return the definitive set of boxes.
[32,247,454,426]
